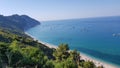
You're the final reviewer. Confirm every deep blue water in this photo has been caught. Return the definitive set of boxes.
[26,17,120,66]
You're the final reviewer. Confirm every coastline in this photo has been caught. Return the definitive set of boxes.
[25,32,57,48]
[80,53,118,68]
[25,32,118,68]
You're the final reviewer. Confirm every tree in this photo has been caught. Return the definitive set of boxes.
[9,40,20,52]
[43,60,54,68]
[54,59,78,68]
[64,58,78,68]
[83,61,96,68]
[20,46,48,67]
[53,43,69,61]
[58,43,69,52]
[9,40,23,67]
[0,42,9,66]
[69,50,80,64]
[5,50,13,66]
[54,61,65,68]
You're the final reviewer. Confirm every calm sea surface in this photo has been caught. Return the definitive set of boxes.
[26,17,120,66]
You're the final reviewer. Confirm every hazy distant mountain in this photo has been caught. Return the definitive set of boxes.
[0,14,40,32]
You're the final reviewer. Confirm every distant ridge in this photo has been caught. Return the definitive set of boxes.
[0,14,40,32]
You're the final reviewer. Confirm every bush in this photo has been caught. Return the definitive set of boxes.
[43,60,54,68]
[83,61,96,68]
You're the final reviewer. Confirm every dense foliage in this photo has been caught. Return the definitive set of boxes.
[0,28,54,68]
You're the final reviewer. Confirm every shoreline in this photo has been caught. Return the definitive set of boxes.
[80,53,118,68]
[25,32,119,68]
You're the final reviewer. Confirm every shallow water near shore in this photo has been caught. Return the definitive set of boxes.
[26,18,120,67]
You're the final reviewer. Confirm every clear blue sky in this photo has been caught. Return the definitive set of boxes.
[0,0,120,21]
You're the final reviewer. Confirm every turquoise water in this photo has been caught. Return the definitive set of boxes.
[26,17,120,66]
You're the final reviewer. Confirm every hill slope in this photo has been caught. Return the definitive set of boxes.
[0,14,40,35]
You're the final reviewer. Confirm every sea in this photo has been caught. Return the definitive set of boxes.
[26,16,120,67]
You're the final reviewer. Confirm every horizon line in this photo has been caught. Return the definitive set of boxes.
[41,15,120,22]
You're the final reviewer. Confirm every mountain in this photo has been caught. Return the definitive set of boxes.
[0,14,52,56]
[0,14,40,32]
[0,14,54,67]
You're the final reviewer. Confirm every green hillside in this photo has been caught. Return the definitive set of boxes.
[0,14,40,36]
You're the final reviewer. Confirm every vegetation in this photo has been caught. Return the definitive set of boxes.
[0,14,40,31]
[83,61,95,68]
[0,14,104,68]
[0,31,104,68]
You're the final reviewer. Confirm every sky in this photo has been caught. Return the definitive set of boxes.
[0,0,120,21]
